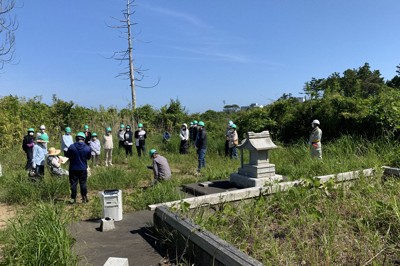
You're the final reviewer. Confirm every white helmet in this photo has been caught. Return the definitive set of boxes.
[311,119,320,125]
[39,125,46,130]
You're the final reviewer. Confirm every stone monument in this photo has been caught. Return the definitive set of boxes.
[230,131,282,188]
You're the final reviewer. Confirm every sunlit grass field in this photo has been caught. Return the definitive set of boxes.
[0,134,399,264]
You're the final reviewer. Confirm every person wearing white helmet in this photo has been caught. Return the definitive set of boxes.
[225,120,234,157]
[309,119,322,159]
[37,125,48,149]
[179,123,189,154]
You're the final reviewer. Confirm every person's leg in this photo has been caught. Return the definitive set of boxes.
[128,145,133,156]
[69,170,79,202]
[26,151,33,170]
[141,144,146,157]
[136,146,141,157]
[225,140,229,157]
[104,149,109,166]
[78,170,88,202]
[232,146,238,159]
[109,149,113,165]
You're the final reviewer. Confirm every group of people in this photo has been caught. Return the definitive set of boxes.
[117,124,147,158]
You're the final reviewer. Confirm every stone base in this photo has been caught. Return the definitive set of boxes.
[238,163,276,178]
[100,217,115,232]
[230,173,283,188]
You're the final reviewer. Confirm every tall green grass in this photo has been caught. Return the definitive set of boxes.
[0,202,78,265]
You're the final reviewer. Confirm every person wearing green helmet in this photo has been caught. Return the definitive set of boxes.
[32,133,49,178]
[103,127,113,166]
[228,124,239,159]
[134,123,147,157]
[148,149,171,185]
[22,127,36,171]
[190,120,199,146]
[123,125,133,157]
[195,121,207,172]
[65,132,92,203]
[118,124,125,149]
[89,133,101,167]
[61,126,73,155]
[83,125,92,145]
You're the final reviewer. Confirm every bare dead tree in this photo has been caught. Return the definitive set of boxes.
[0,0,17,70]
[107,0,158,110]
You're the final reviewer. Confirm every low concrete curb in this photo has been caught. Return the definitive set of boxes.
[382,166,400,177]
[154,206,263,266]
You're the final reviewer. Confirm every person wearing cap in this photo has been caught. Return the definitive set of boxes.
[89,133,101,167]
[117,124,126,149]
[37,125,48,149]
[47,147,69,176]
[22,128,36,171]
[83,125,92,145]
[149,149,171,185]
[225,120,234,157]
[61,127,73,155]
[103,127,113,166]
[228,124,239,159]
[123,125,134,157]
[32,134,49,177]
[65,132,92,203]
[134,123,147,157]
[179,123,189,154]
[191,120,199,146]
[309,119,322,159]
[195,121,207,172]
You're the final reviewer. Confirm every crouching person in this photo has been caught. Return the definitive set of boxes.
[149,149,171,186]
[47,147,69,176]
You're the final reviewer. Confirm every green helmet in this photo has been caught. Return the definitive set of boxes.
[149,149,157,157]
[65,127,71,133]
[76,132,86,139]
[84,125,89,130]
[106,127,112,132]
[190,122,193,125]
[120,124,125,128]
[92,132,97,137]
[138,123,143,128]
[28,128,35,133]
[38,133,49,142]
[231,124,237,129]
[193,120,198,125]
[198,121,205,127]
[126,125,131,129]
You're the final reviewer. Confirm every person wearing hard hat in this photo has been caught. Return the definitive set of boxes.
[191,120,199,146]
[195,121,207,172]
[309,119,322,159]
[22,128,36,171]
[134,123,147,157]
[228,124,239,159]
[225,120,234,157]
[83,125,92,145]
[117,124,126,149]
[89,133,101,167]
[65,132,92,203]
[61,127,73,155]
[123,125,134,157]
[148,149,171,185]
[103,127,113,166]
[179,123,189,154]
[189,121,195,144]
[37,125,48,149]
[32,134,49,177]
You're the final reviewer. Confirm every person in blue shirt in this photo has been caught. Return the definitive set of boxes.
[32,134,49,177]
[65,132,92,204]
[61,127,73,155]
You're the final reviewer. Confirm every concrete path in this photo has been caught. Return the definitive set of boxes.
[70,210,165,266]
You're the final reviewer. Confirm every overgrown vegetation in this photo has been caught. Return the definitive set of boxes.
[1,63,400,264]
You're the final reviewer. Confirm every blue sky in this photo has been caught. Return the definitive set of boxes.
[0,0,399,113]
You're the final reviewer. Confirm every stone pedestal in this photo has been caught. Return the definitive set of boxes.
[230,131,282,188]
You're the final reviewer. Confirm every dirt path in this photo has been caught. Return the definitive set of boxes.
[0,204,16,229]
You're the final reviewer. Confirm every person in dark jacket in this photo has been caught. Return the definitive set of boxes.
[195,121,207,172]
[134,123,147,157]
[65,132,92,204]
[83,124,92,145]
[22,128,35,171]
[123,125,134,157]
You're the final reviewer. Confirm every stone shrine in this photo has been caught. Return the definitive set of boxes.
[230,131,283,188]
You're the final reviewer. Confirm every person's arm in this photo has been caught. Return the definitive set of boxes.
[152,160,159,179]
[52,157,61,168]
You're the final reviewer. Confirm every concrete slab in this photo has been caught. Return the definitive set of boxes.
[182,180,239,196]
[70,210,164,266]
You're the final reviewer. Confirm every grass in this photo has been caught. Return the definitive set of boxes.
[0,134,400,264]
